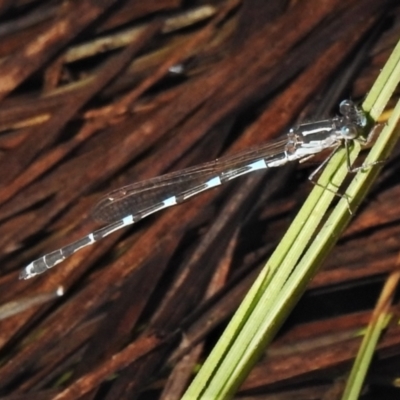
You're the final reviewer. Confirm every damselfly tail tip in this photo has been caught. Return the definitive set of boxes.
[19,263,36,280]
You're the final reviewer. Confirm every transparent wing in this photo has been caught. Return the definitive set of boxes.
[92,137,288,223]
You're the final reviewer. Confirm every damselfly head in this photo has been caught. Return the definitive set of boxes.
[339,100,368,129]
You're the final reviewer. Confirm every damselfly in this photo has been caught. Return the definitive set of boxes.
[20,100,368,279]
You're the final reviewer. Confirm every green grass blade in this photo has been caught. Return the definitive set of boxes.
[341,270,400,400]
[182,38,400,400]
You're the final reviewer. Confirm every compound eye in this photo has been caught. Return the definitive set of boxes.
[339,100,355,116]
[341,125,358,139]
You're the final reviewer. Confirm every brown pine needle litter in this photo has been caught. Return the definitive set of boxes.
[0,1,400,399]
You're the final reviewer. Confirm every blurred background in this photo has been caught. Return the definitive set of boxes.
[0,1,399,399]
